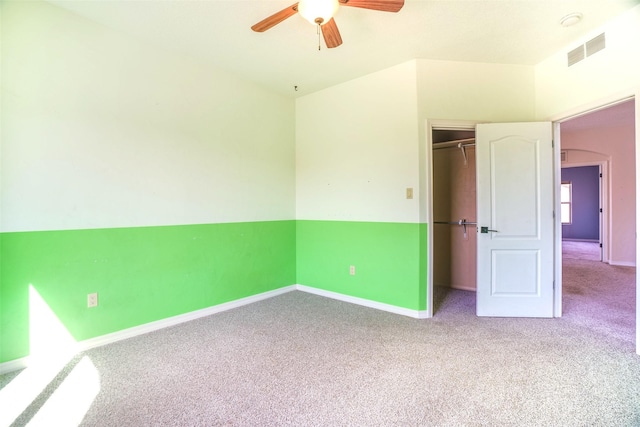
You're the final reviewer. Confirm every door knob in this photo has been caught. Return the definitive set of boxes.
[480,226,498,233]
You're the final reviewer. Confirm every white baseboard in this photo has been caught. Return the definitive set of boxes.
[608,260,636,267]
[79,285,297,352]
[435,283,476,292]
[0,284,428,375]
[450,285,476,292]
[295,285,429,319]
[0,286,297,375]
[0,357,30,375]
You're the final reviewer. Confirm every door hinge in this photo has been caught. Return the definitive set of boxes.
[600,173,603,178]
[600,243,603,248]
[600,208,603,213]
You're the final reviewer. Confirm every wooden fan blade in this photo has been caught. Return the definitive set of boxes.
[339,0,404,12]
[251,3,299,32]
[321,18,343,48]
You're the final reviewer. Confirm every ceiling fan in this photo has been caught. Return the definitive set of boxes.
[251,0,405,49]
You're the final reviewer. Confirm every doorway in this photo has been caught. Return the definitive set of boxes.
[431,127,477,314]
[561,165,603,262]
[559,99,636,344]
[428,122,556,317]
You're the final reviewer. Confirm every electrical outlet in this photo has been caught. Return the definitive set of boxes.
[87,292,98,308]
[349,265,355,275]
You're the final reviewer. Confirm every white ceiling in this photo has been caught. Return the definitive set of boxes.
[47,0,638,98]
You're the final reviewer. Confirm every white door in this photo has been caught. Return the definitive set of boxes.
[476,122,555,317]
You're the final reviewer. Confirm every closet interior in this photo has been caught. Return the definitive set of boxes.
[432,129,477,292]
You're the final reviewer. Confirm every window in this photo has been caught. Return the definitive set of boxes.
[561,182,572,224]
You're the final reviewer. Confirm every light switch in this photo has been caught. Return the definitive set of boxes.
[406,188,413,199]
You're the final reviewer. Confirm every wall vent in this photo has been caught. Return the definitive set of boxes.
[567,33,606,67]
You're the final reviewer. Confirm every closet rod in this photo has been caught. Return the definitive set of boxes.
[434,221,477,225]
[434,219,477,238]
[432,138,475,150]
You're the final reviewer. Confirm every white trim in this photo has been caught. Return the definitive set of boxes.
[435,282,477,292]
[449,285,476,292]
[0,358,30,375]
[553,122,563,317]
[426,119,480,318]
[608,260,636,267]
[79,285,297,351]
[548,88,639,354]
[560,160,613,262]
[0,286,297,375]
[635,92,640,356]
[549,92,635,124]
[296,285,429,319]
[0,284,430,374]
[634,92,640,354]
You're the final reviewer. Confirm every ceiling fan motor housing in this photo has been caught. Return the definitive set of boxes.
[298,0,340,25]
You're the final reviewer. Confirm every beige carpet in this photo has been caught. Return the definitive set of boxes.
[562,240,601,261]
[1,250,638,426]
[562,255,635,343]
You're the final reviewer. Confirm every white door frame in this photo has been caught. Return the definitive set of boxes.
[426,119,561,318]
[426,119,560,318]
[425,92,638,350]
[549,90,639,354]
[560,161,609,263]
[425,119,481,317]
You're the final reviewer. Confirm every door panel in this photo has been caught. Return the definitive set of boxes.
[491,138,539,238]
[477,122,554,317]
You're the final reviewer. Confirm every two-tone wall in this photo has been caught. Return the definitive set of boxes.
[3,1,640,366]
[295,60,538,314]
[0,1,296,364]
[295,62,426,312]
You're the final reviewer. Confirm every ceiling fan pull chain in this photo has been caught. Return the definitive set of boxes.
[317,23,321,51]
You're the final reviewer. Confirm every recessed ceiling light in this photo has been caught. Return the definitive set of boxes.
[560,12,583,27]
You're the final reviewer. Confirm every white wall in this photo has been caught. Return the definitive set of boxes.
[296,60,420,223]
[535,5,640,119]
[416,59,536,122]
[295,59,538,224]
[416,59,537,223]
[535,6,640,264]
[1,1,295,232]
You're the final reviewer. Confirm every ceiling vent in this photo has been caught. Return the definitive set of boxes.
[567,46,585,67]
[586,33,606,57]
[567,33,606,67]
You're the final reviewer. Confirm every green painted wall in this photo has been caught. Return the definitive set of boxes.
[296,220,426,311]
[0,221,296,363]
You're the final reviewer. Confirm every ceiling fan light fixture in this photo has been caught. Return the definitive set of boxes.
[298,0,339,25]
